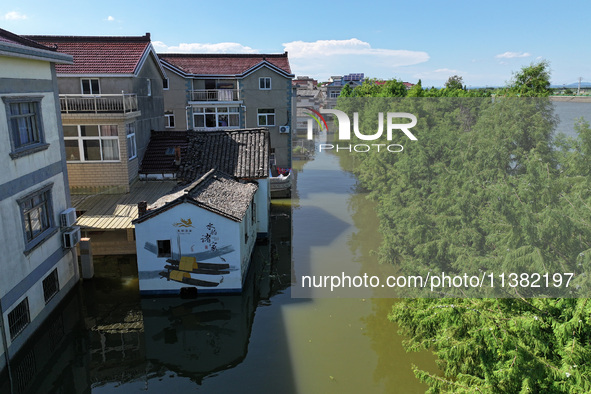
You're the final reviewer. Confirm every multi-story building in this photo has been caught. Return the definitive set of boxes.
[0,28,78,366]
[158,53,294,168]
[27,33,167,194]
[322,73,365,109]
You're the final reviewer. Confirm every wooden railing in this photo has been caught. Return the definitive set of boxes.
[60,94,138,114]
[189,89,240,102]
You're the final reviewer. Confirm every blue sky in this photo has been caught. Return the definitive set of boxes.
[2,0,588,87]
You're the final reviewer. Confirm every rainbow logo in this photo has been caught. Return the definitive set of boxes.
[305,107,328,132]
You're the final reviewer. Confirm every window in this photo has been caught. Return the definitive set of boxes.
[157,240,171,257]
[81,78,100,95]
[64,125,120,162]
[165,112,175,128]
[126,123,136,160]
[193,106,239,129]
[147,79,152,97]
[43,269,59,304]
[18,184,55,251]
[3,96,48,158]
[8,298,30,340]
[163,78,169,90]
[259,77,271,90]
[257,108,275,126]
[329,91,340,98]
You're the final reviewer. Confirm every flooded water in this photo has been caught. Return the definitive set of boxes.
[0,134,436,394]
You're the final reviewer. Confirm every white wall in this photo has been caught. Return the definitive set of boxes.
[135,202,256,293]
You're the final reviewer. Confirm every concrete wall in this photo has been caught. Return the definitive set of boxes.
[135,201,256,294]
[240,67,293,168]
[134,54,165,162]
[57,77,133,95]
[62,115,136,194]
[162,70,189,131]
[0,54,79,359]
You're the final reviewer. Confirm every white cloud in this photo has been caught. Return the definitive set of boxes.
[153,41,258,54]
[495,51,531,59]
[4,11,27,20]
[107,16,115,22]
[282,38,429,81]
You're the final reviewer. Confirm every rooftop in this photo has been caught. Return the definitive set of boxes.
[139,128,270,181]
[139,131,189,175]
[136,169,258,223]
[25,34,152,75]
[159,53,292,77]
[72,180,177,230]
[0,28,73,64]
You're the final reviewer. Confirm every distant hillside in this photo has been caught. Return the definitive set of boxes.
[551,82,591,89]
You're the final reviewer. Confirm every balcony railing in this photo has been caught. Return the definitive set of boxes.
[60,94,138,114]
[189,89,240,102]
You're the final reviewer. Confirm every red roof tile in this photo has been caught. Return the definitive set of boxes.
[159,53,292,76]
[25,34,151,74]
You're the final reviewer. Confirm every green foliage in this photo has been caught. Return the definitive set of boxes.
[335,61,591,391]
[445,75,464,90]
[503,60,552,97]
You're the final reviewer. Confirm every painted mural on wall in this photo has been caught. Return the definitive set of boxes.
[136,209,244,293]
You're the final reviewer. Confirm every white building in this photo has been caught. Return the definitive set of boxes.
[133,170,258,294]
[0,29,78,367]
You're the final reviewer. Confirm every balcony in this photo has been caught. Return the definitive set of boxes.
[189,89,240,102]
[60,94,138,114]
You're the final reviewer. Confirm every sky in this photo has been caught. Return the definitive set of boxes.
[1,0,588,87]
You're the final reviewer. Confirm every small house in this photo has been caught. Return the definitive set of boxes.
[133,169,258,294]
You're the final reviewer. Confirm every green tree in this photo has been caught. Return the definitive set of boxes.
[506,60,552,97]
[445,75,464,90]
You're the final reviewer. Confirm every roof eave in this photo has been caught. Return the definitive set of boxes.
[0,41,73,64]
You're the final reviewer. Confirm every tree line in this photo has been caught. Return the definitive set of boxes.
[335,61,591,392]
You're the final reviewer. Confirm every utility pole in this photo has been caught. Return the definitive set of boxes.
[578,77,583,95]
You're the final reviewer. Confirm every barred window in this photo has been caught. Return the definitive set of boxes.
[8,298,30,340]
[43,269,59,304]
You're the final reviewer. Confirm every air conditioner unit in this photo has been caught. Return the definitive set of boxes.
[63,226,81,249]
[279,125,290,134]
[60,208,77,228]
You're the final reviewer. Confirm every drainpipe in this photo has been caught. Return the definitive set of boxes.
[0,300,14,394]
[185,106,191,130]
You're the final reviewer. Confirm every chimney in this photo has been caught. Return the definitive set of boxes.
[138,201,148,217]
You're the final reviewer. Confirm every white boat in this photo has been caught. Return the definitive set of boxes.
[270,169,292,198]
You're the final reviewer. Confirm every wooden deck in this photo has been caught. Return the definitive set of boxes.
[71,180,177,230]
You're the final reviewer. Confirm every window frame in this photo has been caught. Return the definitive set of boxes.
[165,113,175,128]
[3,96,49,159]
[8,298,30,340]
[63,124,121,162]
[163,78,169,90]
[42,269,60,304]
[157,240,172,257]
[147,78,152,97]
[81,78,100,95]
[126,123,137,160]
[192,106,240,130]
[259,77,271,90]
[18,183,57,253]
[257,108,276,126]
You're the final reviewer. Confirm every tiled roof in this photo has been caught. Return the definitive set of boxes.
[139,131,189,175]
[136,169,258,223]
[0,28,54,50]
[25,34,152,74]
[179,129,269,182]
[159,53,292,76]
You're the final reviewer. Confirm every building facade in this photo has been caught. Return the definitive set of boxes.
[27,34,167,194]
[158,53,294,168]
[0,29,79,367]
